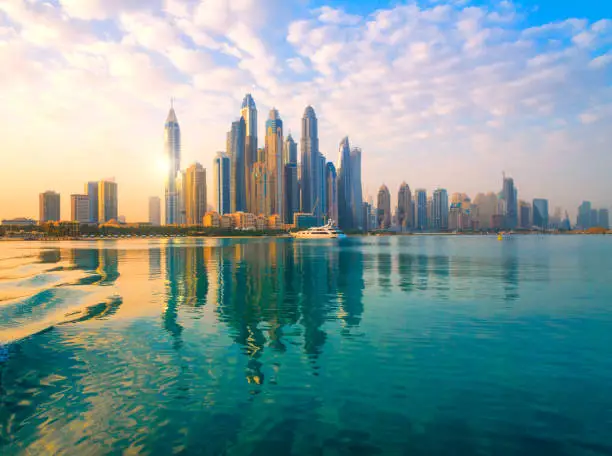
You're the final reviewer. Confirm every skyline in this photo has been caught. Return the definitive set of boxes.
[1,0,611,221]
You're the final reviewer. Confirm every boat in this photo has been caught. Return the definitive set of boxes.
[291,220,347,239]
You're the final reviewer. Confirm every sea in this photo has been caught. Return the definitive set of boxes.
[0,236,611,455]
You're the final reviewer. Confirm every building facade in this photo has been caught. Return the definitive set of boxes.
[284,163,299,225]
[86,181,98,223]
[214,152,231,215]
[241,94,257,214]
[98,180,118,223]
[598,209,609,229]
[432,188,449,230]
[164,102,181,225]
[71,194,90,223]
[350,147,363,230]
[325,162,338,223]
[532,198,548,229]
[577,201,592,229]
[39,191,60,222]
[377,185,391,229]
[337,137,353,230]
[228,117,246,213]
[149,196,161,226]
[300,106,320,217]
[397,182,412,230]
[414,189,428,230]
[185,163,207,225]
[502,176,518,229]
[519,200,532,229]
[265,109,284,218]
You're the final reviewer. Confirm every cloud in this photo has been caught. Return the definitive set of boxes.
[0,0,611,221]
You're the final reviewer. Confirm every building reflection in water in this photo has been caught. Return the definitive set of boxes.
[501,242,520,302]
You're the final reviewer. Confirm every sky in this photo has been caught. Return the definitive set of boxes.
[0,0,611,222]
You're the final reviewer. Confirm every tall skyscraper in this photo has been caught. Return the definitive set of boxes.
[252,162,269,215]
[519,200,532,229]
[415,189,427,230]
[176,170,186,225]
[325,162,338,223]
[185,163,207,225]
[532,198,549,229]
[318,153,327,219]
[241,94,257,213]
[284,133,297,165]
[149,196,161,226]
[284,163,299,225]
[300,106,320,216]
[377,185,391,229]
[214,152,231,215]
[397,182,412,230]
[577,201,592,229]
[70,194,90,223]
[590,209,599,228]
[337,137,353,229]
[228,117,246,213]
[39,191,60,222]
[350,147,363,229]
[164,101,181,225]
[98,180,118,223]
[86,181,98,223]
[432,188,449,230]
[265,109,284,218]
[598,209,609,229]
[502,176,518,229]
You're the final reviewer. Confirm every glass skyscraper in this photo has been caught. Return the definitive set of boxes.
[377,185,391,229]
[532,198,549,229]
[265,109,284,218]
[397,182,412,230]
[228,118,246,213]
[164,102,181,225]
[86,181,98,223]
[241,94,257,214]
[350,147,363,229]
[185,163,206,225]
[337,137,353,229]
[300,106,320,217]
[39,191,60,222]
[98,180,118,223]
[214,153,231,215]
[432,188,449,230]
[325,162,338,223]
[415,189,428,230]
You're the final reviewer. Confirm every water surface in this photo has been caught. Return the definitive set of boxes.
[0,236,611,455]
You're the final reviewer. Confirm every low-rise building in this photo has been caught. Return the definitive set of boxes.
[220,215,234,229]
[267,214,283,230]
[203,211,220,228]
[1,218,37,227]
[293,213,318,229]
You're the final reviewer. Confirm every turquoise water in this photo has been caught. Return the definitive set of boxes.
[0,236,611,455]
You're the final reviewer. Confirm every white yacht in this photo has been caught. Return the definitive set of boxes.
[291,220,347,239]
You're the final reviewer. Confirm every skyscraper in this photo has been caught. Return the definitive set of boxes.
[265,109,284,218]
[350,147,363,229]
[252,162,269,216]
[598,209,609,229]
[377,185,391,229]
[590,209,598,228]
[214,152,231,215]
[318,153,327,219]
[397,182,412,230]
[325,162,338,223]
[228,118,246,213]
[415,189,427,230]
[39,191,60,222]
[337,137,353,229]
[185,163,206,225]
[241,94,257,213]
[300,106,320,216]
[164,101,181,225]
[284,163,299,225]
[284,133,297,165]
[176,170,186,225]
[71,194,90,223]
[149,196,161,226]
[98,180,118,223]
[432,188,449,230]
[532,198,549,229]
[519,200,532,229]
[502,176,518,229]
[86,181,98,223]
[577,201,592,229]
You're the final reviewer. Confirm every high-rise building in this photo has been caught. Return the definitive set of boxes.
[213,152,231,215]
[164,102,181,225]
[415,189,428,230]
[325,162,338,223]
[39,191,60,222]
[318,153,327,219]
[300,106,320,217]
[241,94,257,213]
[98,180,118,223]
[432,188,449,230]
[502,176,518,229]
[70,194,90,223]
[228,117,246,213]
[185,163,207,225]
[519,200,532,229]
[577,201,592,229]
[473,192,498,229]
[350,147,363,229]
[532,198,548,229]
[86,181,98,223]
[590,209,599,228]
[265,109,284,218]
[598,209,609,229]
[175,170,186,225]
[377,184,391,229]
[252,162,270,215]
[149,196,161,226]
[284,133,297,165]
[397,182,412,230]
[337,137,353,230]
[284,163,299,225]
